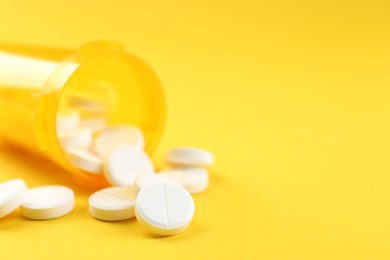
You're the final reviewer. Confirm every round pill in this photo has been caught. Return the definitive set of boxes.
[135,182,195,236]
[89,187,135,221]
[133,173,171,196]
[65,147,103,174]
[78,117,107,133]
[104,145,154,187]
[57,126,93,150]
[21,185,74,220]
[68,95,108,113]
[56,110,80,132]
[94,125,145,158]
[159,168,209,194]
[166,147,214,167]
[0,179,29,219]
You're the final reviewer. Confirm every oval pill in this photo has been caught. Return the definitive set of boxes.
[89,187,135,221]
[21,185,74,220]
[135,182,195,236]
[159,168,209,194]
[166,147,214,167]
[0,179,29,219]
[104,145,154,187]
[94,125,145,158]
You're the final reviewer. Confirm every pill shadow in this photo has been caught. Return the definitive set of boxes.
[0,141,87,195]
[88,217,141,236]
[138,220,204,240]
[208,170,223,187]
[192,170,225,199]
[92,218,137,226]
[0,208,25,230]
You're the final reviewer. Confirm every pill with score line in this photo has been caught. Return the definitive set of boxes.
[135,182,195,236]
[133,173,172,196]
[89,187,135,221]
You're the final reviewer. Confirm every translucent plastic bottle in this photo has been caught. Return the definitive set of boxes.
[0,41,166,189]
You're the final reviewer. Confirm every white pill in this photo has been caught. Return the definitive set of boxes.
[78,117,107,133]
[0,179,29,219]
[104,145,154,187]
[65,147,103,174]
[21,185,74,220]
[56,110,80,132]
[89,187,135,221]
[133,173,171,196]
[166,147,214,167]
[94,125,144,158]
[68,95,108,113]
[159,168,209,194]
[57,126,93,149]
[135,182,195,236]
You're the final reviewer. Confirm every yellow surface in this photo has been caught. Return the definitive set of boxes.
[0,0,389,259]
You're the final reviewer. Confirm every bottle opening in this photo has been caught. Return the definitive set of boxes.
[39,42,165,189]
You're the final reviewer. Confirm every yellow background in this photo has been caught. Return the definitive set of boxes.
[0,0,390,259]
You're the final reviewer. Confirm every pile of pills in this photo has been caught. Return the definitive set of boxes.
[0,179,74,220]
[0,108,214,237]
